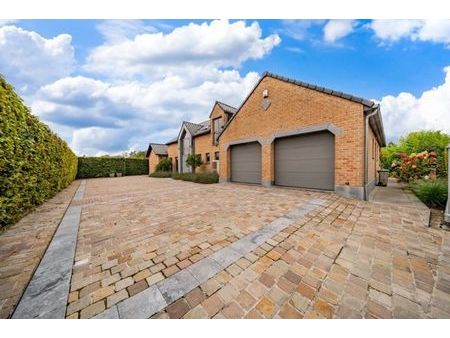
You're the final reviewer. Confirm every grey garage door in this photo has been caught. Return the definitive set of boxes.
[231,142,261,184]
[275,131,335,190]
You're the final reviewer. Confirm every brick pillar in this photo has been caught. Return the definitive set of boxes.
[219,145,230,183]
[445,144,450,223]
[261,142,273,187]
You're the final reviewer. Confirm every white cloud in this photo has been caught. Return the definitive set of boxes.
[84,20,280,79]
[379,66,450,142]
[281,20,325,41]
[0,20,17,26]
[32,71,260,155]
[323,20,356,43]
[0,25,75,93]
[369,20,450,46]
[96,20,158,43]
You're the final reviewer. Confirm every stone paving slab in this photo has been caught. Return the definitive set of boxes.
[0,181,80,318]
[12,181,86,318]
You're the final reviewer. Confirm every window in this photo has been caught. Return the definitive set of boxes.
[213,118,223,144]
[214,151,220,161]
[205,153,210,163]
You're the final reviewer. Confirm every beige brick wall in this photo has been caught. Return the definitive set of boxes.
[167,143,178,172]
[193,133,218,173]
[219,76,366,189]
[368,125,381,183]
[149,153,163,174]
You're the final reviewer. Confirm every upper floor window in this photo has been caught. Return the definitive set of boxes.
[205,153,210,163]
[214,151,220,161]
[213,118,223,144]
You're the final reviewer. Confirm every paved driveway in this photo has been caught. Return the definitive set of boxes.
[2,176,449,319]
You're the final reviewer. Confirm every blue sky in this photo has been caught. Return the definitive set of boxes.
[1,19,449,155]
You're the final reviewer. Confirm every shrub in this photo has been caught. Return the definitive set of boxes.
[392,151,438,182]
[382,131,449,177]
[0,75,78,228]
[186,154,203,173]
[149,171,173,178]
[77,157,148,178]
[409,179,448,209]
[193,171,219,184]
[155,157,172,172]
[171,172,219,184]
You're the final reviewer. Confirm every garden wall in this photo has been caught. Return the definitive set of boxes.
[0,75,78,228]
[77,157,148,178]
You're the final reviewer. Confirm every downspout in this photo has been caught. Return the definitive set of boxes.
[364,105,379,201]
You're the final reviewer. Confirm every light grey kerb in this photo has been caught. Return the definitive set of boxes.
[94,197,326,319]
[12,180,86,319]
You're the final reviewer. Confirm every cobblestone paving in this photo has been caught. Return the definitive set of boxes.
[0,181,80,318]
[67,176,328,318]
[158,199,449,319]
[2,176,449,319]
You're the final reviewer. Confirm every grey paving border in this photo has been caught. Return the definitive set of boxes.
[12,180,86,319]
[94,198,326,319]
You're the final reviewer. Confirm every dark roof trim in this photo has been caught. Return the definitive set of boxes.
[145,143,168,158]
[366,105,386,147]
[218,71,377,141]
[208,101,238,118]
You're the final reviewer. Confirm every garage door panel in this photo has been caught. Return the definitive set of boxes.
[231,142,261,184]
[275,131,334,190]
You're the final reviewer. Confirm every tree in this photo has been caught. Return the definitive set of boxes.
[127,150,146,159]
[186,154,203,173]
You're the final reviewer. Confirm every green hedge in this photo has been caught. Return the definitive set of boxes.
[0,75,78,228]
[77,157,149,178]
[149,171,172,178]
[172,172,219,184]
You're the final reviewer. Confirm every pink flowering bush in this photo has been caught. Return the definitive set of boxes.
[391,151,437,182]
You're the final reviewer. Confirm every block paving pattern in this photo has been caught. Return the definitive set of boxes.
[1,176,449,319]
[0,181,81,318]
[66,176,325,318]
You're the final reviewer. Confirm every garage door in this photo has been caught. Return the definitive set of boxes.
[231,142,261,184]
[275,131,334,190]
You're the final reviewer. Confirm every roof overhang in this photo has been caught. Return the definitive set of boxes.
[365,105,386,147]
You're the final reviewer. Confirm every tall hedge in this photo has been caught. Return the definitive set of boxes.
[77,157,148,178]
[0,75,78,228]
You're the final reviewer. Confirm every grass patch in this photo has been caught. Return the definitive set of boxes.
[409,179,448,209]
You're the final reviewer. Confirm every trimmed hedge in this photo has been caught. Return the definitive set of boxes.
[77,157,149,178]
[149,171,172,178]
[172,172,219,184]
[0,75,78,228]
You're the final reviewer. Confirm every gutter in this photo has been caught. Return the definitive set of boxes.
[364,105,379,201]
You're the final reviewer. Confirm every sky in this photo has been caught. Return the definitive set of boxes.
[1,19,449,155]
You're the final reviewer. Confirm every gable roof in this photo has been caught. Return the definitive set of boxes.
[166,137,178,145]
[145,143,168,157]
[208,101,238,118]
[218,71,385,145]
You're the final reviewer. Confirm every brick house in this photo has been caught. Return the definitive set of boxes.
[146,101,237,174]
[146,72,385,200]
